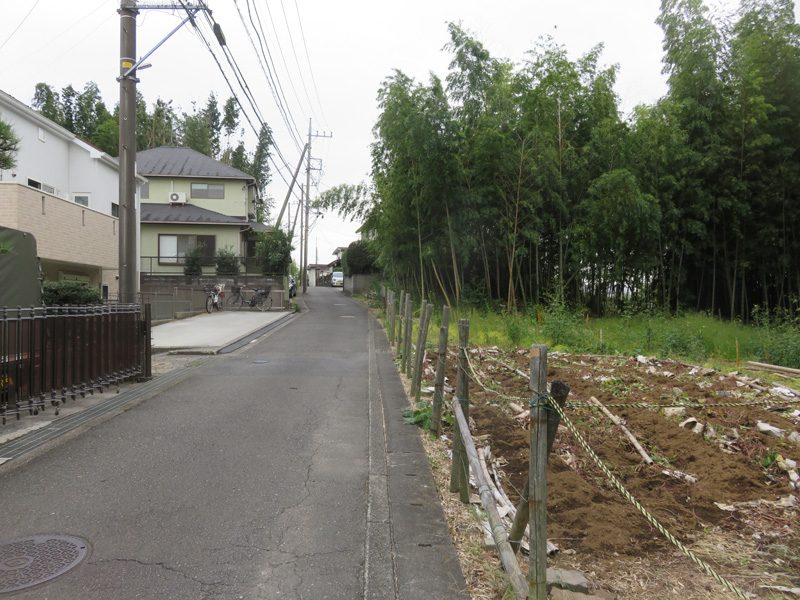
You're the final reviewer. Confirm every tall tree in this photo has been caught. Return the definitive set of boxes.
[32,83,62,124]
[203,92,221,159]
[251,124,273,210]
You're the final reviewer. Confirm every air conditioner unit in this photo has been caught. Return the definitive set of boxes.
[169,192,186,205]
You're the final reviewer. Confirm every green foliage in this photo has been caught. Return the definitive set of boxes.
[752,302,800,368]
[183,243,206,276]
[42,281,102,306]
[255,230,292,276]
[214,245,241,276]
[402,401,453,430]
[182,110,212,157]
[342,239,376,276]
[502,312,528,348]
[0,118,20,169]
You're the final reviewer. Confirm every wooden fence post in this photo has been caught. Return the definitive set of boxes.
[411,300,427,386]
[397,290,405,353]
[529,344,548,599]
[403,296,413,375]
[509,380,570,554]
[449,319,470,504]
[431,306,450,437]
[388,290,396,345]
[413,302,433,403]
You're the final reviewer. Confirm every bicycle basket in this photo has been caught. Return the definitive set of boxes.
[231,285,241,294]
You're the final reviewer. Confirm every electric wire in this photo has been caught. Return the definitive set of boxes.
[278,0,321,127]
[234,0,304,151]
[249,0,304,147]
[0,0,43,52]
[177,1,299,196]
[292,0,328,127]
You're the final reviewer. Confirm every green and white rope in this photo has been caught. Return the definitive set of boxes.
[548,398,750,600]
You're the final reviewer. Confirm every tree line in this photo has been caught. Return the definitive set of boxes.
[30,83,272,195]
[320,0,800,320]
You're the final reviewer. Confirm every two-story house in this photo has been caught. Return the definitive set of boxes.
[0,89,145,300]
[137,146,270,276]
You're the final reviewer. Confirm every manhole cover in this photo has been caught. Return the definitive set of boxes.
[0,535,90,594]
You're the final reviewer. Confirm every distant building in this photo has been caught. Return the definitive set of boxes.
[137,146,270,275]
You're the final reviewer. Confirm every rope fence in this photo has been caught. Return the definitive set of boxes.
[378,289,789,599]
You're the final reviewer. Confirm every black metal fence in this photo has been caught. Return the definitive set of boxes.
[0,304,148,425]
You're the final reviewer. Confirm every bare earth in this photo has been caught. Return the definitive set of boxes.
[415,347,800,600]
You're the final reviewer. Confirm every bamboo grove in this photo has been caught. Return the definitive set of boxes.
[317,0,800,319]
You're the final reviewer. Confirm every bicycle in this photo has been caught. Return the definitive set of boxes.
[227,285,273,311]
[205,284,224,313]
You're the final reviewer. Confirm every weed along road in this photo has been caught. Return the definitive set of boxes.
[0,287,467,599]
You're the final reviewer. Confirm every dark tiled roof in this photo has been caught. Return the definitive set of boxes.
[137,147,256,181]
[140,203,247,224]
[140,204,273,233]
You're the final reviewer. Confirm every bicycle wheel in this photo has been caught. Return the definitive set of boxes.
[229,294,244,311]
[205,296,213,314]
[259,294,273,312]
[215,295,224,311]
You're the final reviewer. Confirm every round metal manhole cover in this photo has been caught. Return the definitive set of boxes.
[0,535,90,595]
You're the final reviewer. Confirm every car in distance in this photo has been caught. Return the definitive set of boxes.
[331,271,343,287]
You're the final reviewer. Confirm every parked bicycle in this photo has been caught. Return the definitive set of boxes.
[205,284,224,313]
[227,285,273,311]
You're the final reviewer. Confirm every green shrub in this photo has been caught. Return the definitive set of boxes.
[502,311,528,348]
[42,281,102,306]
[214,245,240,276]
[183,243,206,276]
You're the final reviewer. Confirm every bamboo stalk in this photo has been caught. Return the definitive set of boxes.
[588,396,653,465]
[431,306,450,437]
[747,361,800,376]
[452,398,528,600]
[397,290,405,353]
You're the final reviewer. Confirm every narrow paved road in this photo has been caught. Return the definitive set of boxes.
[0,288,466,599]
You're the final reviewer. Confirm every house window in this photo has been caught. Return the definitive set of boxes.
[38,128,46,142]
[28,178,41,190]
[140,181,149,199]
[191,183,224,199]
[158,234,215,265]
[111,202,119,218]
[74,194,90,207]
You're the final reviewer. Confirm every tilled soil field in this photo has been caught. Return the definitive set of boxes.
[417,347,800,599]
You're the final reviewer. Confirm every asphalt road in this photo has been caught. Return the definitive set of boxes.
[0,288,467,599]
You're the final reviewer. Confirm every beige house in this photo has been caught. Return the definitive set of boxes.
[137,147,269,275]
[0,89,145,300]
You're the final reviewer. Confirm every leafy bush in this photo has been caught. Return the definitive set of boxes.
[183,243,206,276]
[752,302,800,368]
[214,245,240,276]
[342,239,376,275]
[502,311,528,348]
[42,281,102,306]
[255,230,292,275]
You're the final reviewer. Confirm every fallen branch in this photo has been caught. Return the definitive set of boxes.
[588,396,654,465]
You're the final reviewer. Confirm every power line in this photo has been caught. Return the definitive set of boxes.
[250,0,305,147]
[233,0,304,151]
[0,0,43,52]
[292,0,328,127]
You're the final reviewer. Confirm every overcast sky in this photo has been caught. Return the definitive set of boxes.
[1,0,778,265]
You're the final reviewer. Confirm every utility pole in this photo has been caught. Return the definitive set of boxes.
[302,119,332,294]
[118,0,138,303]
[117,1,203,303]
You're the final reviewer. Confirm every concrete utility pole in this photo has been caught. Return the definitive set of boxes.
[117,1,203,303]
[302,119,332,294]
[118,0,138,303]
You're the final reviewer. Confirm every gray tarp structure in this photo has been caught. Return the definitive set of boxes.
[0,226,41,308]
